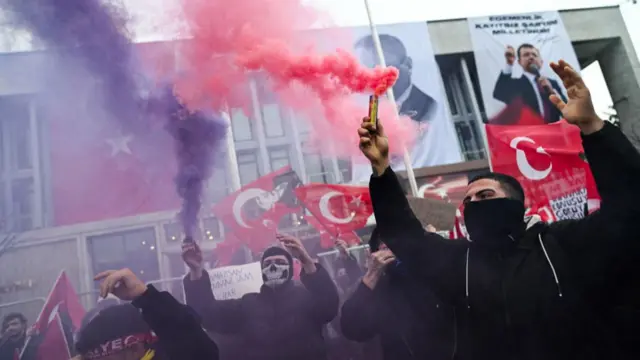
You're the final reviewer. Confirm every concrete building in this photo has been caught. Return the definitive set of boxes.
[0,5,637,320]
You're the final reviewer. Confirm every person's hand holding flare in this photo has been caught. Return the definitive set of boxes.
[358,117,390,176]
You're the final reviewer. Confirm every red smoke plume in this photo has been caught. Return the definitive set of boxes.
[173,0,416,158]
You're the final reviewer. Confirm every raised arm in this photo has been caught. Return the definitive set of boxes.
[340,249,392,342]
[278,233,339,324]
[546,60,640,263]
[94,269,220,360]
[357,119,468,299]
[183,269,245,334]
[182,243,245,334]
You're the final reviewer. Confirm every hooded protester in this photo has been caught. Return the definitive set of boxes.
[357,59,640,360]
[340,228,455,360]
[0,313,27,360]
[75,268,219,360]
[182,233,339,360]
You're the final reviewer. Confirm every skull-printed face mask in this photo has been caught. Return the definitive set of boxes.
[262,256,291,288]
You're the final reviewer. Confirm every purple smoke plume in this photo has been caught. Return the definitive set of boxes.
[2,0,142,130]
[3,0,227,236]
[154,88,227,238]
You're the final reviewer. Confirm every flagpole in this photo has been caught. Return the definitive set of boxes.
[363,0,419,197]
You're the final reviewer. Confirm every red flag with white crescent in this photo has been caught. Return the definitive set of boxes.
[212,166,302,253]
[486,111,600,221]
[295,184,372,247]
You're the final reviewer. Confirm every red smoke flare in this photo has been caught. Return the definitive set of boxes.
[172,0,416,158]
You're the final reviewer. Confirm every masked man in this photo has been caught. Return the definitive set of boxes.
[182,233,338,360]
[0,313,27,360]
[75,268,219,360]
[357,60,640,359]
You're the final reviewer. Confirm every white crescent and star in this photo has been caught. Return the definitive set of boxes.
[319,191,354,224]
[509,136,552,181]
[232,188,269,228]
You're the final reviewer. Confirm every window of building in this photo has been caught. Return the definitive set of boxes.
[202,217,222,242]
[269,147,290,171]
[0,96,45,232]
[88,227,160,285]
[237,151,260,185]
[262,104,285,138]
[207,151,230,203]
[163,221,183,243]
[303,147,330,183]
[230,108,253,142]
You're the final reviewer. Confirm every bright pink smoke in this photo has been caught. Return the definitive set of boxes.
[173,0,417,158]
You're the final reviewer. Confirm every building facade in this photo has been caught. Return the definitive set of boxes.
[0,6,638,320]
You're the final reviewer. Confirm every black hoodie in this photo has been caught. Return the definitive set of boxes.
[183,263,339,360]
[368,122,640,360]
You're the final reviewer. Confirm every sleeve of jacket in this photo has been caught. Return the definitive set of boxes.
[369,167,468,299]
[300,263,340,324]
[493,72,518,104]
[339,282,379,342]
[550,122,640,265]
[182,270,245,334]
[132,285,219,360]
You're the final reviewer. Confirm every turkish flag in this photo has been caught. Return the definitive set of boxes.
[48,45,179,226]
[22,272,85,360]
[486,112,600,221]
[49,113,179,225]
[213,166,302,253]
[295,184,372,244]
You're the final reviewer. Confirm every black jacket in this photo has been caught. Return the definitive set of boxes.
[369,122,640,360]
[493,72,567,123]
[183,264,339,360]
[341,272,455,360]
[0,335,24,360]
[131,285,219,360]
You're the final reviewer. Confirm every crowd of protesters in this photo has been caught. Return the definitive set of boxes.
[1,60,640,360]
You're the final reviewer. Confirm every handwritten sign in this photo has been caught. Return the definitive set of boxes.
[208,262,262,300]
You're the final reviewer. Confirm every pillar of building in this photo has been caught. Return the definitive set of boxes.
[597,36,640,147]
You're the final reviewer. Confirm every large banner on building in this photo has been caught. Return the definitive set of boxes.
[346,22,463,183]
[467,12,580,125]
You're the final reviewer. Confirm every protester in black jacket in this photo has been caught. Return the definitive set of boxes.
[356,59,640,360]
[75,268,219,360]
[341,228,455,360]
[182,233,339,360]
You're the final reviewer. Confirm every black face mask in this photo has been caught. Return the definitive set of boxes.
[463,198,526,245]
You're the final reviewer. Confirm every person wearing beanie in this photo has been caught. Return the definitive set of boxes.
[182,233,339,360]
[75,268,219,360]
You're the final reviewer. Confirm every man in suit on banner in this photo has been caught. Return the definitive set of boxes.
[355,34,436,124]
[493,43,568,124]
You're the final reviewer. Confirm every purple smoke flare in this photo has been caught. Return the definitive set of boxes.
[3,0,227,236]
[2,0,142,131]
[158,88,227,238]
